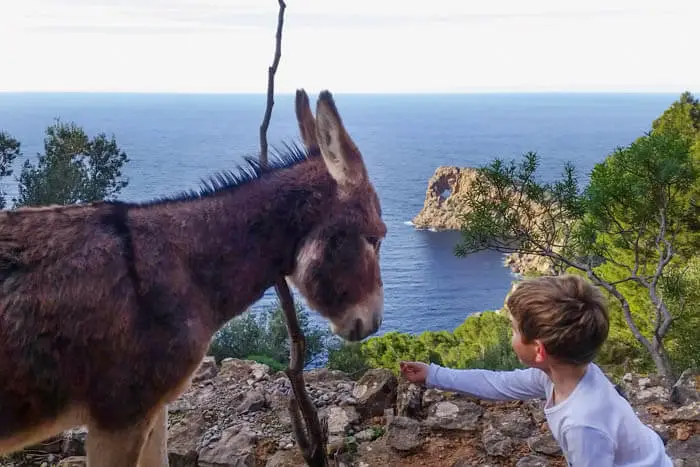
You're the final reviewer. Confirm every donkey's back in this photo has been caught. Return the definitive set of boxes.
[0,202,204,455]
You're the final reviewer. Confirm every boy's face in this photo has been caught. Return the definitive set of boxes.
[510,317,546,369]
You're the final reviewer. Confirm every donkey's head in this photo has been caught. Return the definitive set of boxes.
[288,90,386,341]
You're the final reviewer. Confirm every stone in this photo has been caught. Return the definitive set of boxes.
[168,412,207,465]
[422,388,447,406]
[423,400,484,432]
[663,401,700,423]
[355,428,377,442]
[525,399,547,425]
[193,356,218,382]
[516,455,551,467]
[62,427,87,456]
[486,408,535,438]
[236,390,267,414]
[671,369,699,405]
[482,426,514,457]
[57,457,87,467]
[396,378,425,418]
[621,373,671,405]
[527,432,562,456]
[198,426,257,467]
[326,406,360,435]
[666,435,700,466]
[353,369,398,418]
[387,416,423,453]
[264,449,304,467]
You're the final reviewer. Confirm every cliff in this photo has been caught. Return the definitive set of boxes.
[412,166,555,276]
[412,166,478,231]
[4,359,698,467]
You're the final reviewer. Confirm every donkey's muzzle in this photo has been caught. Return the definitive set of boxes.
[347,313,382,341]
[330,286,384,341]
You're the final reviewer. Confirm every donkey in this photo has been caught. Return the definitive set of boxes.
[0,89,386,466]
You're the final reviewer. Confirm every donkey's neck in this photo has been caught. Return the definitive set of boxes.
[162,157,333,329]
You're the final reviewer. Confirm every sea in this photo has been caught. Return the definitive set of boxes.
[0,92,680,336]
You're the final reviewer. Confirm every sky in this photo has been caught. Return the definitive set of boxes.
[1,0,699,94]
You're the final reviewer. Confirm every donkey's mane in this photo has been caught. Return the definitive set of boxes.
[137,140,318,206]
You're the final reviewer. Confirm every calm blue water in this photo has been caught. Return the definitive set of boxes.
[0,92,679,335]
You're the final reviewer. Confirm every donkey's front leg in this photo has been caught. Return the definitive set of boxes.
[138,406,169,467]
[86,419,150,467]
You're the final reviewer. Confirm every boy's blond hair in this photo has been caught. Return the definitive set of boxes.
[506,274,609,365]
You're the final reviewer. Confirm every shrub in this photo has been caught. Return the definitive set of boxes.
[209,301,328,369]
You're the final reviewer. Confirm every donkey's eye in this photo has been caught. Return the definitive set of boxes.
[366,236,381,249]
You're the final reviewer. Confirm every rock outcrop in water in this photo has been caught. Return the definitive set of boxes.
[3,358,698,467]
[412,166,557,276]
[412,166,479,231]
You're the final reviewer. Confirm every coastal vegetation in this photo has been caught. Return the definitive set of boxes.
[1,93,696,387]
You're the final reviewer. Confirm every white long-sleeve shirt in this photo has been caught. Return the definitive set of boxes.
[426,362,672,467]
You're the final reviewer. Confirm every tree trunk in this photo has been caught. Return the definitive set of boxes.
[650,335,676,387]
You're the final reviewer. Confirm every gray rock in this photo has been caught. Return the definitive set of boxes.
[192,356,218,382]
[396,379,425,418]
[621,373,671,404]
[525,399,546,425]
[198,427,257,467]
[57,457,86,467]
[423,400,484,432]
[355,428,377,442]
[516,454,551,467]
[352,369,398,418]
[486,408,535,438]
[667,435,700,467]
[236,390,267,414]
[671,369,699,405]
[527,432,562,456]
[265,449,303,467]
[663,401,700,423]
[422,388,447,406]
[482,426,514,457]
[387,416,423,453]
[326,406,360,435]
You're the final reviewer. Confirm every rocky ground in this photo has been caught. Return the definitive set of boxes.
[2,358,698,467]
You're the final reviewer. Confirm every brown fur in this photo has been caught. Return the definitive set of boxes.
[0,90,386,465]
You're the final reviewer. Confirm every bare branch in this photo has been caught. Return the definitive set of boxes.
[276,280,328,465]
[256,1,328,464]
[259,0,287,167]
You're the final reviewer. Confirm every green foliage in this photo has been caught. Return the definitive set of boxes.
[327,311,523,376]
[209,302,328,369]
[15,119,129,207]
[581,131,696,261]
[326,341,370,377]
[0,131,21,209]
[245,354,287,373]
[454,92,700,381]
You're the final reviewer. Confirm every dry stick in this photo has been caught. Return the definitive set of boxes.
[259,0,287,167]
[275,280,329,466]
[257,0,328,465]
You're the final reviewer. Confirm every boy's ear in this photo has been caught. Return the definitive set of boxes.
[534,340,547,363]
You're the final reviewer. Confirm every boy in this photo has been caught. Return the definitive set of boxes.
[400,274,672,467]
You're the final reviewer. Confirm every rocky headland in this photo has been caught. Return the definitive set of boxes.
[412,166,555,276]
[3,358,697,467]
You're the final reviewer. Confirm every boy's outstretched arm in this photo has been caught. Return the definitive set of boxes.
[425,363,549,401]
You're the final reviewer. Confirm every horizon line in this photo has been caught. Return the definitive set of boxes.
[0,90,694,96]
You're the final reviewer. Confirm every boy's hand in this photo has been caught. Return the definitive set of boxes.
[399,361,429,384]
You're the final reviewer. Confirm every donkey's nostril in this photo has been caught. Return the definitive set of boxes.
[352,318,363,340]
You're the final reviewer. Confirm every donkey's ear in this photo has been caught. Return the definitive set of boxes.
[295,89,318,151]
[315,90,367,187]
